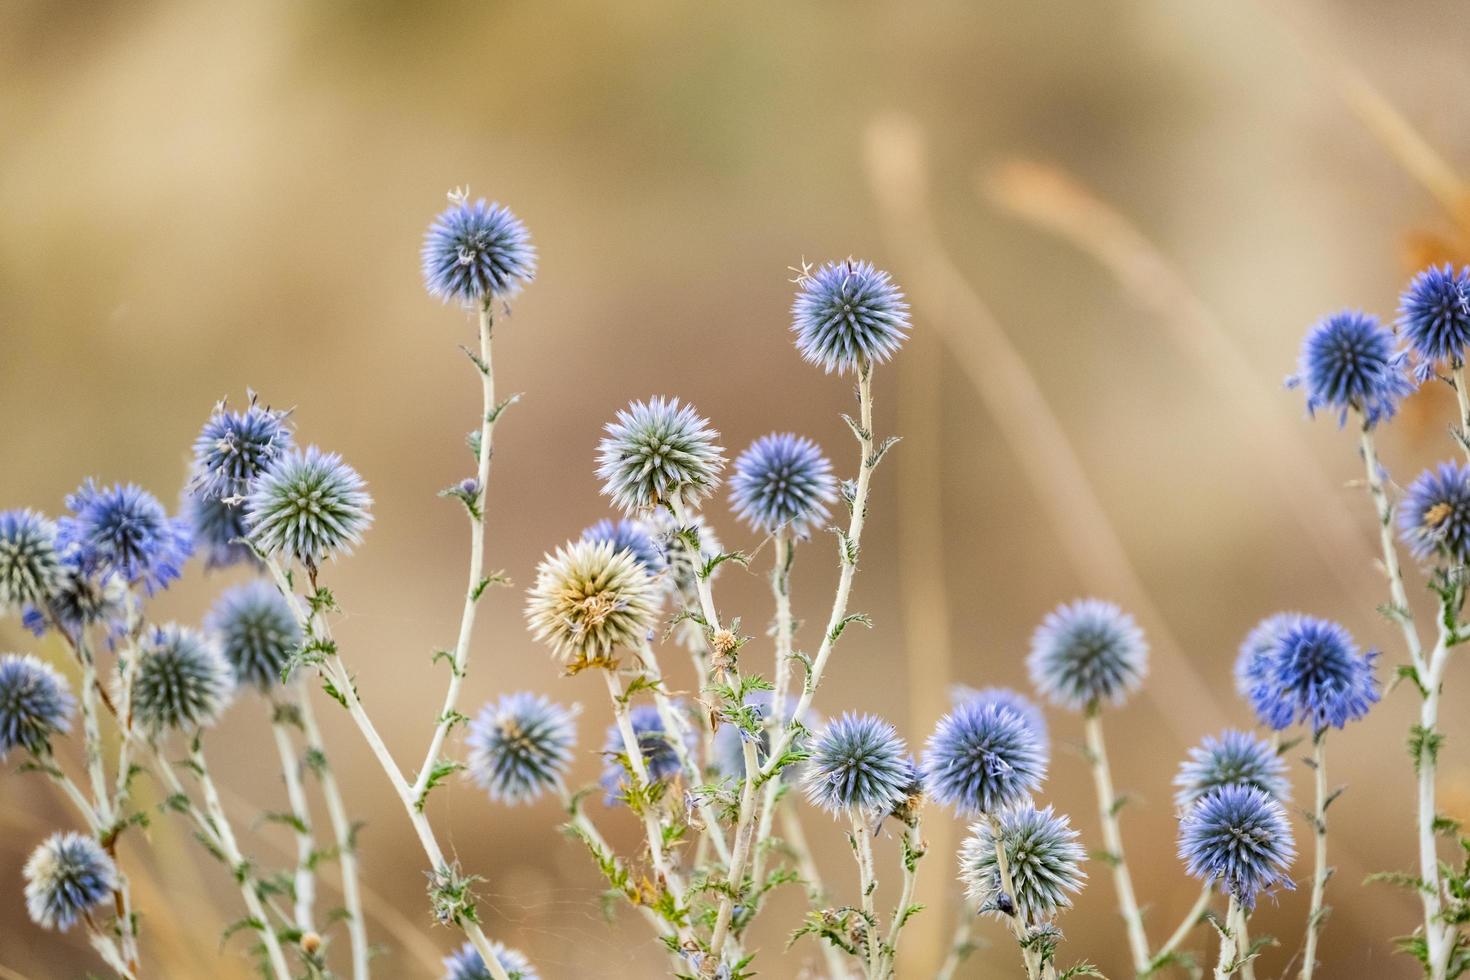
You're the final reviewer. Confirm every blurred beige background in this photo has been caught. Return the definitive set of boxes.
[4,1,1470,977]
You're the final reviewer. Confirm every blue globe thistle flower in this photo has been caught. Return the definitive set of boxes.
[1246,616,1378,732]
[596,398,725,515]
[21,553,129,639]
[442,939,540,980]
[1235,613,1301,700]
[57,481,193,595]
[600,703,692,802]
[245,446,373,567]
[525,539,660,669]
[0,509,62,611]
[190,397,293,501]
[1027,599,1148,712]
[0,654,74,759]
[466,692,578,805]
[1178,784,1295,910]
[182,480,257,571]
[580,518,665,575]
[23,831,118,931]
[131,624,235,735]
[959,805,1086,923]
[204,581,302,691]
[791,259,910,374]
[1173,729,1289,810]
[728,433,838,538]
[801,713,911,817]
[950,685,1049,755]
[1399,265,1470,377]
[1288,310,1412,429]
[1399,462,1470,565]
[422,193,536,305]
[922,701,1047,816]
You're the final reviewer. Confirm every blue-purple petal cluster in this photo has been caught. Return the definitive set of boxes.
[580,519,665,575]
[1234,613,1300,700]
[23,832,118,931]
[802,713,911,816]
[1178,784,1295,910]
[57,481,192,595]
[183,483,258,571]
[131,624,235,735]
[1398,462,1470,565]
[422,195,537,305]
[950,685,1049,754]
[0,654,74,758]
[205,581,302,691]
[0,509,61,610]
[791,259,910,374]
[190,398,293,501]
[1244,615,1378,732]
[1399,265,1470,377]
[245,447,373,566]
[1027,599,1148,712]
[1173,729,1289,810]
[442,939,540,980]
[1289,310,1412,428]
[467,692,578,805]
[959,805,1086,922]
[922,700,1046,816]
[728,433,837,538]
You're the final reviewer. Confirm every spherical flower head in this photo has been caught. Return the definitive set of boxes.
[596,398,725,515]
[0,654,74,758]
[728,433,837,538]
[580,518,665,575]
[600,703,691,802]
[1179,784,1295,910]
[1399,462,1470,565]
[525,539,659,669]
[950,685,1049,755]
[959,805,1086,923]
[205,581,302,691]
[1028,599,1148,712]
[466,692,578,805]
[23,832,117,931]
[245,446,373,566]
[57,480,193,595]
[0,509,62,611]
[1399,265,1470,375]
[183,480,258,571]
[442,939,540,980]
[802,713,911,817]
[191,397,294,501]
[922,701,1047,816]
[791,259,910,374]
[422,192,536,305]
[1288,310,1412,429]
[1235,613,1301,700]
[1174,729,1289,810]
[1246,616,1378,731]
[131,624,235,735]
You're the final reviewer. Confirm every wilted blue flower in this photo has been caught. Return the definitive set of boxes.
[23,832,118,931]
[580,519,665,575]
[57,481,192,595]
[21,554,128,639]
[959,805,1086,922]
[182,480,257,571]
[600,703,691,802]
[1027,599,1148,712]
[791,259,910,374]
[467,692,578,805]
[245,447,373,566]
[1246,616,1378,732]
[1399,462,1470,565]
[131,624,234,735]
[526,540,659,668]
[950,685,1049,755]
[422,193,536,305]
[204,581,302,691]
[0,510,61,611]
[596,398,725,514]
[1234,613,1301,700]
[0,654,74,758]
[190,397,293,501]
[442,939,540,980]
[728,433,837,538]
[802,713,911,817]
[1399,265,1470,376]
[1173,730,1289,810]
[1288,311,1412,428]
[1179,784,1295,910]
[922,700,1046,816]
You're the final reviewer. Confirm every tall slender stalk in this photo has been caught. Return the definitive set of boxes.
[269,699,317,936]
[1083,710,1150,974]
[986,812,1041,980]
[1214,897,1242,980]
[851,813,880,977]
[880,813,925,977]
[1301,734,1330,980]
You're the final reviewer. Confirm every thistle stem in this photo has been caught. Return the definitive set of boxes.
[747,537,795,896]
[1214,896,1241,980]
[851,813,881,978]
[1453,366,1470,465]
[558,783,675,941]
[412,303,498,808]
[295,687,369,979]
[934,908,977,980]
[986,812,1040,980]
[268,699,317,936]
[1300,734,1330,980]
[880,812,926,978]
[1358,429,1426,673]
[1083,711,1150,974]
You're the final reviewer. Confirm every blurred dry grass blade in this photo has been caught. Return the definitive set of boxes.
[862,112,1226,743]
[980,158,1380,613]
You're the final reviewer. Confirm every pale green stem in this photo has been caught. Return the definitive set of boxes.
[1084,711,1150,974]
[747,536,794,893]
[852,813,881,978]
[986,812,1040,980]
[880,812,925,978]
[1214,896,1241,980]
[1453,366,1470,465]
[558,782,675,942]
[935,909,976,980]
[1301,735,1329,980]
[269,700,317,936]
